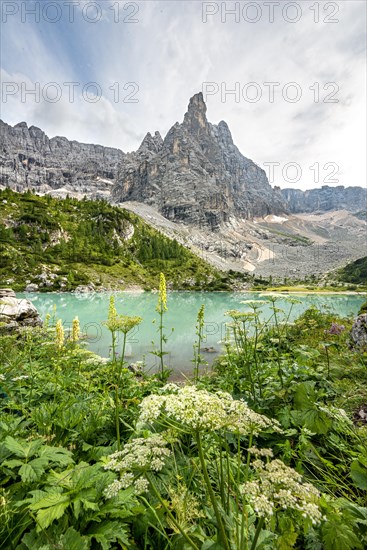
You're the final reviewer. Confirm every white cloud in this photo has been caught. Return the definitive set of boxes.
[1,0,365,189]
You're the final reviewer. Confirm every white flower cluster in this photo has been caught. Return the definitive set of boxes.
[104,433,172,499]
[105,433,172,473]
[138,384,280,435]
[240,458,322,524]
[0,374,5,381]
[248,447,274,457]
[12,375,29,381]
[104,474,149,499]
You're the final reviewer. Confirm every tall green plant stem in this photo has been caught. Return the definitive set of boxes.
[250,516,264,550]
[115,332,127,450]
[271,303,284,388]
[111,329,117,362]
[195,431,230,550]
[158,306,165,381]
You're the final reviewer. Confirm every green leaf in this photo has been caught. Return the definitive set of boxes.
[291,409,332,435]
[350,460,367,490]
[28,489,70,530]
[39,445,74,467]
[2,458,23,468]
[322,518,363,550]
[4,436,27,457]
[29,489,66,511]
[87,521,130,548]
[60,527,89,550]
[35,499,70,530]
[293,382,316,410]
[19,457,49,482]
[277,516,298,549]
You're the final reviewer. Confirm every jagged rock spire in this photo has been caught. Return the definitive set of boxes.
[183,92,209,136]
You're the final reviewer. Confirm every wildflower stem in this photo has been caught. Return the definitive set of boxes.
[245,432,253,482]
[159,306,164,381]
[147,474,200,550]
[111,330,117,362]
[250,516,264,550]
[116,332,127,451]
[195,430,230,550]
[324,344,330,379]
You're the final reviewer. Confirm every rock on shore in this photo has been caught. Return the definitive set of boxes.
[0,289,42,330]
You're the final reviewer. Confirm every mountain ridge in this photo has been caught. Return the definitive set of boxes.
[1,93,366,226]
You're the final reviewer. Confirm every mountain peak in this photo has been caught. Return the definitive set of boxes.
[14,122,28,129]
[188,92,207,113]
[138,131,163,154]
[183,92,208,135]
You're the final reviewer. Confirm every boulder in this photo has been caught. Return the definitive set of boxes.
[0,288,16,298]
[25,283,39,292]
[74,284,95,293]
[350,314,367,350]
[0,289,42,330]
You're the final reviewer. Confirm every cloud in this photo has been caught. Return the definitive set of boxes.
[1,0,365,189]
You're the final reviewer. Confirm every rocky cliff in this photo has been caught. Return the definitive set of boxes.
[1,94,365,230]
[0,120,124,200]
[281,186,367,214]
[112,92,287,229]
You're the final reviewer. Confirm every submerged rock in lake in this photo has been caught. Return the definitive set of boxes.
[0,288,42,330]
[350,313,367,350]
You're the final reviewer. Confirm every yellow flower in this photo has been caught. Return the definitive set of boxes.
[156,272,167,313]
[71,316,80,343]
[103,296,142,334]
[104,295,120,332]
[44,313,51,329]
[55,319,65,350]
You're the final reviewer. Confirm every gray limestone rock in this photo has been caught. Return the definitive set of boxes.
[350,314,367,350]
[0,289,42,329]
[112,92,287,229]
[281,186,367,214]
[0,120,124,199]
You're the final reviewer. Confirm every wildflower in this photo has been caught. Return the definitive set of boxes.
[240,458,322,524]
[119,315,143,334]
[104,433,173,499]
[104,296,120,333]
[103,296,142,334]
[12,375,29,381]
[325,322,345,335]
[138,385,280,435]
[55,319,65,350]
[247,447,274,458]
[104,475,133,499]
[168,484,205,529]
[0,374,5,381]
[134,477,149,494]
[225,310,257,321]
[104,433,172,473]
[197,304,205,327]
[156,272,167,313]
[71,316,80,343]
[44,312,51,329]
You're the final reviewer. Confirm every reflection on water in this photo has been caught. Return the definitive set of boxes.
[18,292,366,375]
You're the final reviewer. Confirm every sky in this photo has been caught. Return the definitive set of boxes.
[0,0,366,190]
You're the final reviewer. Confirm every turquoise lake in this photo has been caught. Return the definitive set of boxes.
[19,292,366,375]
